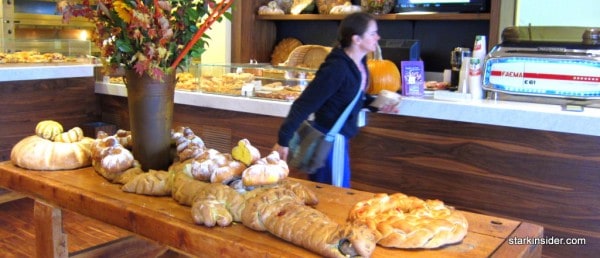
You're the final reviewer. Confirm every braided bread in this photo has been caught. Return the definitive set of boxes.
[347,193,468,249]
[171,126,206,162]
[242,187,378,258]
[121,169,172,196]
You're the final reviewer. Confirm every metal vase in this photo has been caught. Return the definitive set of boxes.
[124,70,175,171]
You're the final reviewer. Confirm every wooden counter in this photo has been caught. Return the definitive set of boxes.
[0,161,542,257]
[97,93,590,257]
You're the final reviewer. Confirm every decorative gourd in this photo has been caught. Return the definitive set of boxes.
[366,44,401,95]
[54,127,85,143]
[35,120,64,141]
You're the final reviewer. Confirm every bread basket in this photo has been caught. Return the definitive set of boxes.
[283,45,332,69]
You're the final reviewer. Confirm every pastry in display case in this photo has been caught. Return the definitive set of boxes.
[95,66,199,92]
[95,62,317,101]
[198,63,316,101]
[0,39,91,64]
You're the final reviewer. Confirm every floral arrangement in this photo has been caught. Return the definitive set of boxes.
[60,0,233,81]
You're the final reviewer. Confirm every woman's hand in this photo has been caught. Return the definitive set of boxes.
[272,143,289,161]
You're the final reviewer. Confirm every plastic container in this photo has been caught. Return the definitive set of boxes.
[468,58,484,99]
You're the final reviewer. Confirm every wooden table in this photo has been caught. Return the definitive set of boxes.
[0,161,543,257]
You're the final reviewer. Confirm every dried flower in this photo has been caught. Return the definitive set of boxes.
[59,0,233,81]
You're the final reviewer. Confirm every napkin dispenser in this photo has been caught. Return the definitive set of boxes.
[482,27,600,99]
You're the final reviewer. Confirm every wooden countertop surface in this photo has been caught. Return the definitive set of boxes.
[0,161,542,257]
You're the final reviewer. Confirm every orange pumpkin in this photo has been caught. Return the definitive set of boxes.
[366,44,401,95]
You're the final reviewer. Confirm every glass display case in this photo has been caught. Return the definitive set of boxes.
[95,63,317,102]
[197,63,316,101]
[0,39,91,64]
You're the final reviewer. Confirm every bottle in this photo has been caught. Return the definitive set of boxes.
[472,35,487,63]
[450,47,471,90]
[468,58,484,99]
[457,57,471,94]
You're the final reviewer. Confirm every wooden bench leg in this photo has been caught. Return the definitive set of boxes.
[0,187,26,204]
[34,200,68,258]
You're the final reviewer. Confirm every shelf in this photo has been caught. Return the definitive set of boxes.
[256,13,491,21]
[13,13,94,28]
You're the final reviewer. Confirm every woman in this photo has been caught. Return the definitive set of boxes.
[273,12,397,188]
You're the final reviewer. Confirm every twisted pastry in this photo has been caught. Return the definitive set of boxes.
[171,126,206,162]
[242,188,378,258]
[91,135,135,182]
[242,151,289,186]
[121,169,172,196]
[186,149,246,184]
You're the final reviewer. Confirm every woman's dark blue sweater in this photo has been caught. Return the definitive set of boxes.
[277,47,374,147]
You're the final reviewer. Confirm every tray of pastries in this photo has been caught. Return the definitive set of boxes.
[253,82,303,101]
[0,51,80,64]
[199,72,255,96]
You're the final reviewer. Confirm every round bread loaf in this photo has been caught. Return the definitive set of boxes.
[11,135,93,170]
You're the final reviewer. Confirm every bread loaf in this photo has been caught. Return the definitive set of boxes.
[242,151,289,186]
[347,193,468,249]
[187,149,246,184]
[113,166,144,185]
[171,126,205,162]
[241,164,287,186]
[241,187,377,258]
[121,169,172,196]
[191,183,246,227]
[210,160,246,184]
[170,162,211,206]
[114,129,133,149]
[10,135,93,170]
[91,136,135,181]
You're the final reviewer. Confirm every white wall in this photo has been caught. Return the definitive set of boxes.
[515,0,600,27]
[201,19,231,64]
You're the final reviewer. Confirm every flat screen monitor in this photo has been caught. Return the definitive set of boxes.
[394,0,489,13]
[378,39,421,71]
